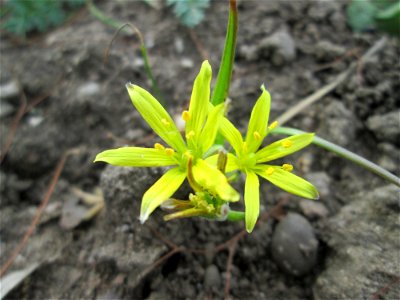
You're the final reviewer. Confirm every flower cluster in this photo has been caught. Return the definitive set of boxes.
[95,60,318,232]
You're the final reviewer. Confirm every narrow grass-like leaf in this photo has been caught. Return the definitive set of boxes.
[271,127,400,187]
[211,0,237,106]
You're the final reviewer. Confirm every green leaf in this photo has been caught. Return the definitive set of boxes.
[347,0,377,32]
[167,0,210,27]
[211,0,238,106]
[375,1,400,36]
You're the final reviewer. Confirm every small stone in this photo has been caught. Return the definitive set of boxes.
[76,82,101,98]
[366,110,400,145]
[314,40,346,62]
[260,28,296,66]
[299,200,329,219]
[174,37,184,53]
[204,264,221,288]
[305,172,331,199]
[0,81,19,100]
[0,102,15,118]
[376,143,399,173]
[180,58,194,69]
[271,213,318,276]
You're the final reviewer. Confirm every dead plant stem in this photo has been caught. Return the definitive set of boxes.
[277,36,387,126]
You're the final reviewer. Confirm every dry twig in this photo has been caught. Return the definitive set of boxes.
[0,148,81,278]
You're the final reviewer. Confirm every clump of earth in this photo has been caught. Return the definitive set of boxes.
[1,1,399,299]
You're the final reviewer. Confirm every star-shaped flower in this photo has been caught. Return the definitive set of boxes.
[209,85,319,232]
[95,61,239,223]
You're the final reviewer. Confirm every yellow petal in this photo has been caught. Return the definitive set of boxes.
[192,159,240,202]
[126,83,186,153]
[245,86,271,153]
[255,165,319,200]
[220,117,243,155]
[94,147,176,167]
[186,61,212,148]
[199,103,224,153]
[140,167,186,223]
[256,133,314,163]
[245,170,260,233]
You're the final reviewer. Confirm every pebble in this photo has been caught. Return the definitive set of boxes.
[0,80,19,100]
[239,28,296,66]
[204,264,221,288]
[76,82,101,98]
[299,200,329,219]
[366,110,400,144]
[260,28,296,66]
[271,213,318,276]
[314,40,346,62]
[0,101,15,118]
[305,172,331,199]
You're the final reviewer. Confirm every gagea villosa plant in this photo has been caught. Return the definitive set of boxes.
[95,60,318,232]
[95,61,240,224]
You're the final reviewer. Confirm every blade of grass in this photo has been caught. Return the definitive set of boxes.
[271,127,400,187]
[86,0,165,105]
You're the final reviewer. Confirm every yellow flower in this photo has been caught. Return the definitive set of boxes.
[95,61,239,223]
[207,86,319,233]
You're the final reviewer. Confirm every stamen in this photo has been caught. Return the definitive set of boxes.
[154,143,165,150]
[161,118,171,127]
[282,164,293,172]
[186,130,195,140]
[165,148,175,156]
[281,140,293,148]
[253,131,261,140]
[268,121,278,130]
[181,110,191,121]
[184,150,193,159]
[266,167,275,175]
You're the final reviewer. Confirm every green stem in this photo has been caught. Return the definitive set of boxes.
[271,127,400,187]
[227,209,245,221]
[86,0,165,105]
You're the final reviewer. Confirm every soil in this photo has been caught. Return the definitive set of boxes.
[1,1,399,300]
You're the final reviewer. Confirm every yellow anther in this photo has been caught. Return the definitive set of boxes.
[181,110,191,121]
[282,163,293,172]
[154,143,165,150]
[268,121,279,130]
[266,167,275,176]
[165,148,175,156]
[161,118,171,127]
[186,130,195,140]
[253,131,261,140]
[282,140,293,148]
